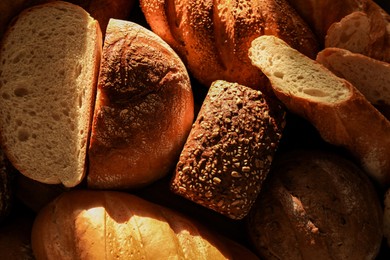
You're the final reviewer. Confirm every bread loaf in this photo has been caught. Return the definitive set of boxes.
[31,190,259,259]
[249,35,390,187]
[139,0,319,90]
[87,19,194,189]
[171,80,285,219]
[247,150,383,260]
[0,1,102,187]
[0,148,13,222]
[316,47,390,118]
[325,8,390,63]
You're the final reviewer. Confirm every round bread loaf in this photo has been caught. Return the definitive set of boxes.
[247,150,383,260]
[87,19,194,189]
[139,0,319,91]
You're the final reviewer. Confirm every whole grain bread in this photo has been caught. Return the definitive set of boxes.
[316,47,390,118]
[249,35,390,187]
[171,80,285,219]
[0,1,102,187]
[87,19,194,189]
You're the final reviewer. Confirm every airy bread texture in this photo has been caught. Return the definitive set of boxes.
[325,9,390,63]
[139,0,319,90]
[316,47,390,117]
[247,150,383,260]
[31,190,259,259]
[171,80,285,219]
[87,19,194,189]
[249,35,390,187]
[0,1,102,187]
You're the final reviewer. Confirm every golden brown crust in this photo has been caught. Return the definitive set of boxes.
[31,190,259,259]
[87,19,194,189]
[247,150,383,260]
[140,0,319,90]
[171,80,285,219]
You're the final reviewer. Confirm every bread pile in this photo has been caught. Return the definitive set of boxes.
[0,0,389,259]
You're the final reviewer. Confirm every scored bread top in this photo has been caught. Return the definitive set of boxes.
[0,1,102,187]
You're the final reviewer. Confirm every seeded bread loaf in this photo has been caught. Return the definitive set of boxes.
[316,47,390,118]
[171,80,285,219]
[87,19,194,189]
[0,1,102,187]
[139,0,319,90]
[247,150,383,260]
[249,35,390,187]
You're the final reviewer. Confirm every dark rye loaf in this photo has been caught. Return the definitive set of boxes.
[170,80,285,219]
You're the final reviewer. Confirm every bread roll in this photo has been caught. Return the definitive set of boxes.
[0,1,102,187]
[171,80,285,219]
[316,47,390,118]
[31,190,259,259]
[87,19,194,189]
[249,35,390,187]
[139,0,319,90]
[247,150,383,260]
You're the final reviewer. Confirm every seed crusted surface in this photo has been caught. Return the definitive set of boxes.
[171,80,285,219]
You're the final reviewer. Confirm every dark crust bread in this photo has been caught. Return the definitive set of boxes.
[247,150,383,259]
[87,19,194,189]
[140,0,319,90]
[170,80,285,219]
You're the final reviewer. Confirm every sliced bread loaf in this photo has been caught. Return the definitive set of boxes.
[0,1,102,187]
[248,35,390,187]
[316,47,390,118]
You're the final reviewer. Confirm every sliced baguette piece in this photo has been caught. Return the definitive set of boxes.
[0,1,102,187]
[248,35,390,187]
[316,47,390,118]
[325,8,390,63]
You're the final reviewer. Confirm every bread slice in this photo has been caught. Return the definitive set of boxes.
[316,47,390,118]
[248,35,390,187]
[325,9,390,63]
[0,1,102,187]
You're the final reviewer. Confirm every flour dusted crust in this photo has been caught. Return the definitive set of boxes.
[139,0,319,90]
[87,19,194,189]
[171,80,285,219]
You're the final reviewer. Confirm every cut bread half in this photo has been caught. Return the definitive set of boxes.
[317,47,390,118]
[249,35,390,187]
[0,1,102,187]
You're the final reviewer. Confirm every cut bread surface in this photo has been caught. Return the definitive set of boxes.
[249,35,350,104]
[0,2,101,187]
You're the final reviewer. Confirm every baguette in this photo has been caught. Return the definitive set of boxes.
[248,35,390,187]
[0,1,102,187]
[140,0,319,90]
[316,47,390,118]
[31,190,259,259]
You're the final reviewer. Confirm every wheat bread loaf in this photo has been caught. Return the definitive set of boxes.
[139,0,319,91]
[87,19,194,189]
[171,80,285,219]
[0,1,102,187]
[247,150,383,260]
[31,190,259,259]
[316,47,390,118]
[248,35,390,187]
